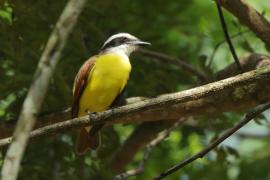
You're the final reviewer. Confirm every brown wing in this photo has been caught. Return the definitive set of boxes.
[71,56,96,118]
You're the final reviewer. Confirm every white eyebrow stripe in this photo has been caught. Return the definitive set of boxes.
[103,33,138,47]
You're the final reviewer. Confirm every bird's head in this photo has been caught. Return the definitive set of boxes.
[100,33,151,56]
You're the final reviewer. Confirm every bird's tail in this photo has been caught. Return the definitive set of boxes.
[75,127,100,155]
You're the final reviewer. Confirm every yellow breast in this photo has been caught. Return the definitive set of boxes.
[78,53,131,116]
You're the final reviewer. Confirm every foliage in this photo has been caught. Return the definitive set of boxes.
[0,0,270,179]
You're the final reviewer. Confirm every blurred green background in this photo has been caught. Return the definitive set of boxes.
[0,0,270,179]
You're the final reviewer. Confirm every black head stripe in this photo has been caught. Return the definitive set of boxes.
[101,36,133,51]
[101,40,117,50]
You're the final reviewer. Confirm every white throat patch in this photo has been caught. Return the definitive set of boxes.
[104,44,137,57]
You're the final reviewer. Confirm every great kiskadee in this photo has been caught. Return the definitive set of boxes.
[72,33,150,154]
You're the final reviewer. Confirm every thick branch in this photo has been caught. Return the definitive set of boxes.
[0,66,270,149]
[1,0,87,180]
[216,0,270,48]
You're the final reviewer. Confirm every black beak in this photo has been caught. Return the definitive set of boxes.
[133,40,151,46]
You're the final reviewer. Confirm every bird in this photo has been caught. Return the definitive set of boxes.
[71,33,150,155]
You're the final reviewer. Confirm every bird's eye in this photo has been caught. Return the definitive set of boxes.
[122,37,128,41]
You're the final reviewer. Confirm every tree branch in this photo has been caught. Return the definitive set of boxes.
[216,0,270,48]
[1,0,87,180]
[154,102,270,180]
[0,65,270,149]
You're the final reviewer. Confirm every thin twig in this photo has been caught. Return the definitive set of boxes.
[154,102,270,180]
[139,49,209,82]
[215,1,242,71]
[115,119,186,180]
[0,0,87,180]
[208,31,249,67]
